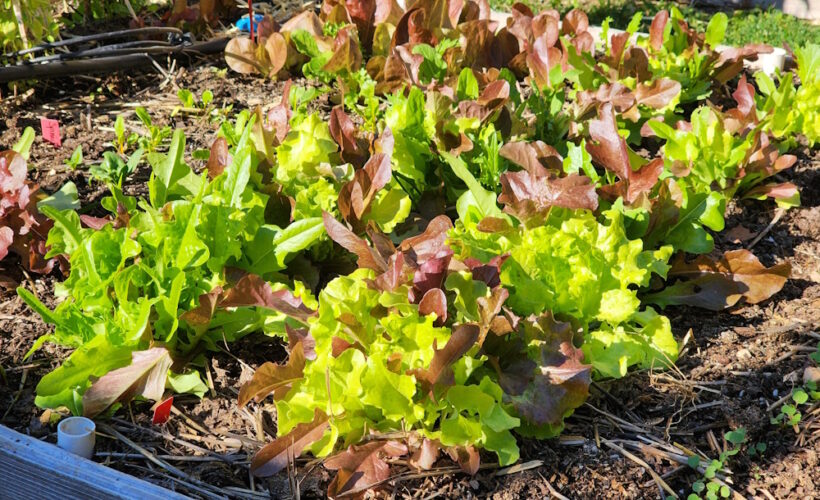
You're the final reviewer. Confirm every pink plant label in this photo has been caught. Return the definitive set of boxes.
[40,117,61,147]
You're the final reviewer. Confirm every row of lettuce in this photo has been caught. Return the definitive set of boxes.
[0,2,813,494]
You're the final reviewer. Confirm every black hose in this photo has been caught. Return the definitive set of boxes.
[27,43,182,63]
[4,27,185,58]
[0,54,156,82]
[0,38,229,83]
[25,41,174,63]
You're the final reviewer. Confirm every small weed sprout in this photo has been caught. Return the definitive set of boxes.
[772,342,820,430]
[747,441,767,458]
[686,428,746,500]
[64,146,83,170]
[134,107,172,153]
[173,88,231,124]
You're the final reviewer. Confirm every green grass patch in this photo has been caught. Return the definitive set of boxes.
[724,9,820,47]
[488,0,820,47]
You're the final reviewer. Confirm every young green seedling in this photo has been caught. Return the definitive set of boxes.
[686,428,746,500]
[133,107,172,152]
[64,145,83,170]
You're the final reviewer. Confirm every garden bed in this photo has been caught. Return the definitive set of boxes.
[1,60,818,498]
[2,3,820,499]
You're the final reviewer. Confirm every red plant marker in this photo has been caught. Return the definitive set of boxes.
[40,117,61,147]
[248,0,254,42]
[152,396,174,425]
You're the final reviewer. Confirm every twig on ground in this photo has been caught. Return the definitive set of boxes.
[773,345,804,364]
[706,430,721,454]
[495,460,543,476]
[687,401,725,412]
[170,405,212,435]
[109,416,229,459]
[594,423,601,449]
[217,429,265,448]
[601,439,678,498]
[96,451,247,463]
[287,443,299,500]
[126,463,230,499]
[99,423,227,500]
[795,402,820,447]
[149,58,171,84]
[217,345,256,373]
[758,488,777,500]
[654,375,728,387]
[537,472,570,500]
[766,391,793,412]
[641,465,688,488]
[205,360,217,398]
[747,208,785,250]
[558,435,585,446]
[590,380,642,422]
[222,486,270,499]
[178,432,243,449]
[1,368,27,420]
[584,403,650,434]
[0,314,40,322]
[2,361,44,372]
[338,463,500,498]
[238,406,265,443]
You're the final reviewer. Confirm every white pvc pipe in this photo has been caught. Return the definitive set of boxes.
[57,416,96,459]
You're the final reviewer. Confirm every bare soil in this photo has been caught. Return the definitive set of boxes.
[1,56,818,499]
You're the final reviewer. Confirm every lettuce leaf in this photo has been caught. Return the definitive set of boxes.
[450,208,671,328]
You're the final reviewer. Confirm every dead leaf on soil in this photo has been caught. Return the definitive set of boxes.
[725,225,755,244]
[251,409,330,477]
[645,249,791,310]
[324,440,408,497]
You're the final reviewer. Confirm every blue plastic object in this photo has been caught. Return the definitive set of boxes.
[236,14,265,32]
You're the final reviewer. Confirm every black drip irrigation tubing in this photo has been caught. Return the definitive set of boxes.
[0,37,230,83]
[26,40,175,63]
[4,27,185,58]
